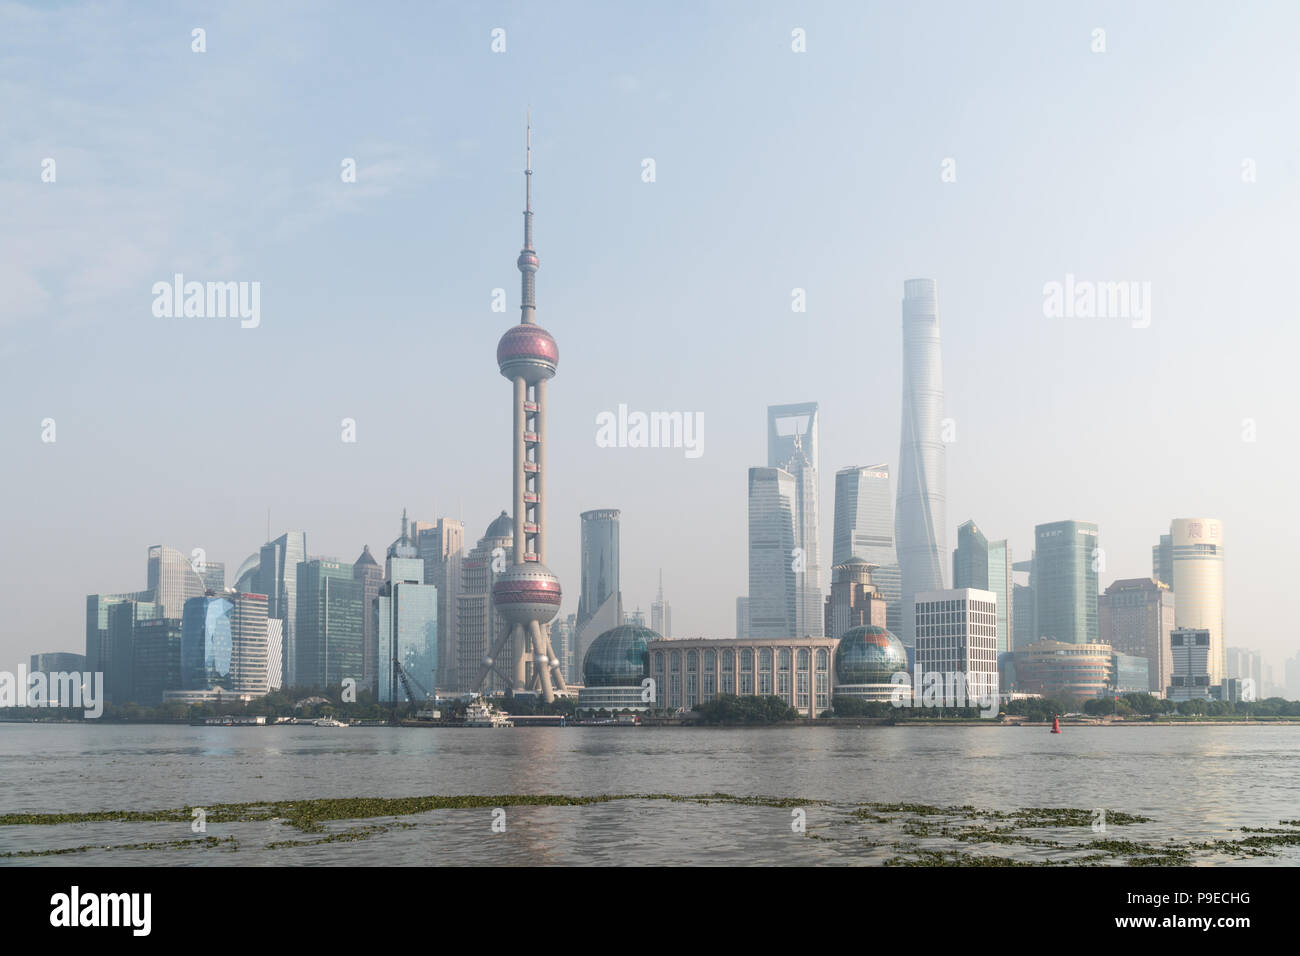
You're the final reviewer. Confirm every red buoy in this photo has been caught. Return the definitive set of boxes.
[1051,715,1061,734]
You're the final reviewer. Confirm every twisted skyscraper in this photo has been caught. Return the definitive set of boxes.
[895,279,948,645]
[475,121,568,702]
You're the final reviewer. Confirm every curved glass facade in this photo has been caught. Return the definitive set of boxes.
[834,625,908,685]
[582,624,654,687]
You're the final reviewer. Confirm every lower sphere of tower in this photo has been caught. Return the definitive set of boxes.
[492,562,562,626]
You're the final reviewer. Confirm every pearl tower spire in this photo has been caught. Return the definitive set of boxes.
[477,117,567,702]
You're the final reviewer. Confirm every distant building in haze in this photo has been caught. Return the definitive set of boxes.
[651,570,672,639]
[1152,533,1173,588]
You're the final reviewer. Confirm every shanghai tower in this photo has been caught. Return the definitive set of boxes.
[895,278,948,645]
[474,121,568,702]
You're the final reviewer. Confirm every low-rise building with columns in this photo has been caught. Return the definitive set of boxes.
[648,636,839,716]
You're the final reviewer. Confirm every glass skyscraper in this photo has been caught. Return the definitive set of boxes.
[1032,520,1099,644]
[378,551,438,704]
[147,544,207,619]
[953,521,1013,654]
[895,279,948,645]
[832,464,895,568]
[295,559,363,691]
[578,509,621,631]
[747,466,797,638]
[259,531,307,688]
[132,618,183,706]
[181,595,234,690]
[768,402,823,637]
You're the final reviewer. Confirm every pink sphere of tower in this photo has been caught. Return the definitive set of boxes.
[492,562,562,626]
[497,323,558,382]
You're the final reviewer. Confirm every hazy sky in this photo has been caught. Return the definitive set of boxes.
[3,1,1297,674]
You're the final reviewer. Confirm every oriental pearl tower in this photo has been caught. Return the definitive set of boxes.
[475,121,568,702]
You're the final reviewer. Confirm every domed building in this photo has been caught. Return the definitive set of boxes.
[577,624,656,714]
[833,625,909,701]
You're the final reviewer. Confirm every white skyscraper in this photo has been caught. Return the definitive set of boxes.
[1170,518,1226,686]
[896,279,948,645]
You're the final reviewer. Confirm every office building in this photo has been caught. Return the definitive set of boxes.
[181,591,269,695]
[28,653,87,707]
[1168,627,1213,701]
[457,512,514,694]
[259,531,307,688]
[295,560,363,691]
[824,557,888,640]
[417,517,465,693]
[353,544,383,694]
[747,466,797,637]
[575,509,622,670]
[1098,577,1175,695]
[85,590,153,675]
[377,550,438,704]
[952,520,1013,654]
[1014,640,1114,699]
[832,464,895,568]
[132,618,183,706]
[265,618,283,690]
[913,589,999,703]
[147,545,207,620]
[1170,518,1226,685]
[107,598,160,703]
[1033,520,1099,644]
[768,402,824,637]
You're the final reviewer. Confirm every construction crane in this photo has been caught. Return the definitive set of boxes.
[392,658,439,721]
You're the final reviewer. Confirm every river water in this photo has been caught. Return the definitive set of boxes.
[1,723,1296,865]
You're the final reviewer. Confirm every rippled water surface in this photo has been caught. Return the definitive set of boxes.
[1,723,1297,865]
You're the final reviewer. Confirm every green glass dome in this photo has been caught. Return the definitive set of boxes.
[582,624,655,687]
[834,625,908,685]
